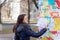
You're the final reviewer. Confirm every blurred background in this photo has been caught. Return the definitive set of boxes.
[0,0,38,40]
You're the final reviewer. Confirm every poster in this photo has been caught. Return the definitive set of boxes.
[37,0,60,40]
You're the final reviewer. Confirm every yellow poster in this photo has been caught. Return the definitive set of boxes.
[53,18,60,31]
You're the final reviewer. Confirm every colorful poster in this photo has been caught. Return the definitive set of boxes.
[38,0,44,7]
[55,0,60,9]
[48,0,55,5]
[37,0,60,40]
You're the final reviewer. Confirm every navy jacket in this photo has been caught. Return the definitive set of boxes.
[14,24,47,40]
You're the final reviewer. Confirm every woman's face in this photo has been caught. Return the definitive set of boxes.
[23,15,28,23]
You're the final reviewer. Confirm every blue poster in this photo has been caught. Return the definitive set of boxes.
[48,0,55,5]
[38,0,44,7]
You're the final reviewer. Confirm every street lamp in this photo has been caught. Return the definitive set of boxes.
[0,0,6,24]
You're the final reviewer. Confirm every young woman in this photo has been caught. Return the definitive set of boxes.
[13,14,47,40]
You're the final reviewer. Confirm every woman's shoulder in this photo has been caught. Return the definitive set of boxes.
[17,24,31,32]
[16,24,25,32]
[20,24,31,29]
[19,23,30,28]
[18,24,30,29]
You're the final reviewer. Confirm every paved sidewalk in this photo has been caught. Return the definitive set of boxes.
[0,33,14,40]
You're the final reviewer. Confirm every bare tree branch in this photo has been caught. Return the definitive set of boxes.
[32,0,38,9]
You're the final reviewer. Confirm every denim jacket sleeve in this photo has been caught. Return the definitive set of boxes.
[25,28,47,38]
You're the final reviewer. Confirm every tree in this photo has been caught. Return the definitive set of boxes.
[0,0,6,24]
